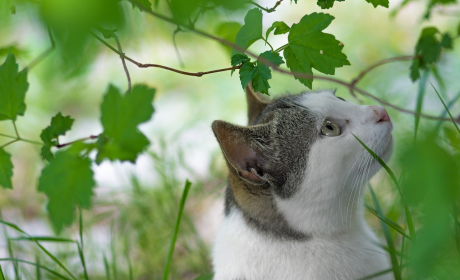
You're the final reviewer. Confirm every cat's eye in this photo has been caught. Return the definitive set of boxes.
[321,120,341,137]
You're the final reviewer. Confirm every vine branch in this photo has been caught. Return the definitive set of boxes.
[249,0,284,13]
[56,135,99,149]
[26,26,55,70]
[114,1,460,123]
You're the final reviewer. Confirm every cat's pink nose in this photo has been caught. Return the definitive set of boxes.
[369,106,390,123]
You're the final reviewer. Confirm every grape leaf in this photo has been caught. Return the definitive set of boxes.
[232,8,263,56]
[170,0,200,21]
[283,13,350,89]
[251,64,271,94]
[365,0,389,8]
[410,27,452,81]
[0,53,29,121]
[259,51,284,67]
[40,112,75,161]
[265,21,290,41]
[239,62,255,89]
[231,54,250,67]
[38,149,95,233]
[96,84,155,163]
[0,148,13,189]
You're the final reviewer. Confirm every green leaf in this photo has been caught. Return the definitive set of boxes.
[39,112,75,161]
[365,0,389,8]
[0,148,13,189]
[444,126,460,149]
[239,62,255,89]
[259,51,284,67]
[131,0,152,11]
[216,22,242,55]
[440,33,453,49]
[232,8,263,56]
[96,84,155,163]
[237,52,275,95]
[0,53,28,121]
[409,27,453,81]
[170,0,200,21]
[284,13,350,89]
[231,54,250,67]
[317,0,335,9]
[265,21,290,41]
[38,150,95,233]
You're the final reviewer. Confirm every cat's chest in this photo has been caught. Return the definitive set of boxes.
[212,209,392,280]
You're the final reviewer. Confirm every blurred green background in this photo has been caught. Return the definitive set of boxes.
[0,0,459,279]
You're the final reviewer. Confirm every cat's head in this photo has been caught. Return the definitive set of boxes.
[212,84,393,237]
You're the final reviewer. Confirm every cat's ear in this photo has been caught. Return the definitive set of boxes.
[246,82,269,125]
[212,120,267,185]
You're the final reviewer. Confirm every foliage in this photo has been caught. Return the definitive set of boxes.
[0,0,459,279]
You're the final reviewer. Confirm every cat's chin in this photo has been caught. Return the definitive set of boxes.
[381,134,394,162]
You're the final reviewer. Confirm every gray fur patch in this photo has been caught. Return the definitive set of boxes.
[222,93,320,240]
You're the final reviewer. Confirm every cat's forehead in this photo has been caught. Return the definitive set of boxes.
[288,90,359,119]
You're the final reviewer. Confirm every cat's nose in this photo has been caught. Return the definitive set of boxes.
[368,106,390,123]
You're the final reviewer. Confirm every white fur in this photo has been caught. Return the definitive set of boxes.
[213,91,394,280]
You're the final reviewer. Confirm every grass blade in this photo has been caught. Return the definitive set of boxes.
[355,268,394,280]
[0,258,71,280]
[162,179,192,280]
[3,222,20,280]
[9,237,75,243]
[125,250,133,280]
[414,69,429,140]
[352,134,416,240]
[110,221,117,280]
[434,90,460,132]
[365,204,410,240]
[36,256,41,280]
[78,209,89,280]
[0,264,5,280]
[368,184,402,280]
[103,252,111,280]
[0,220,77,280]
[431,83,460,134]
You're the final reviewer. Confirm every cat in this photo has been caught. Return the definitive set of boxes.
[211,84,394,280]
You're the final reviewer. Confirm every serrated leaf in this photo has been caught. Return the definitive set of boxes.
[317,0,336,9]
[265,21,290,41]
[239,62,255,89]
[251,64,271,94]
[0,148,13,189]
[131,0,152,11]
[284,13,350,89]
[238,58,272,95]
[0,53,29,121]
[409,27,452,82]
[259,51,284,67]
[38,150,95,233]
[96,84,155,163]
[365,0,389,8]
[231,54,250,67]
[170,0,200,21]
[232,8,263,56]
[39,112,74,161]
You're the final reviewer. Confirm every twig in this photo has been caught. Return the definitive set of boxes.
[12,121,19,139]
[172,26,185,67]
[350,56,415,97]
[0,139,19,149]
[91,31,242,76]
[249,0,283,13]
[118,1,460,123]
[56,135,99,148]
[26,26,56,70]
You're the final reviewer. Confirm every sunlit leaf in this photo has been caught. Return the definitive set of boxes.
[0,53,28,121]
[365,0,389,8]
[232,8,263,56]
[284,13,350,88]
[96,84,155,163]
